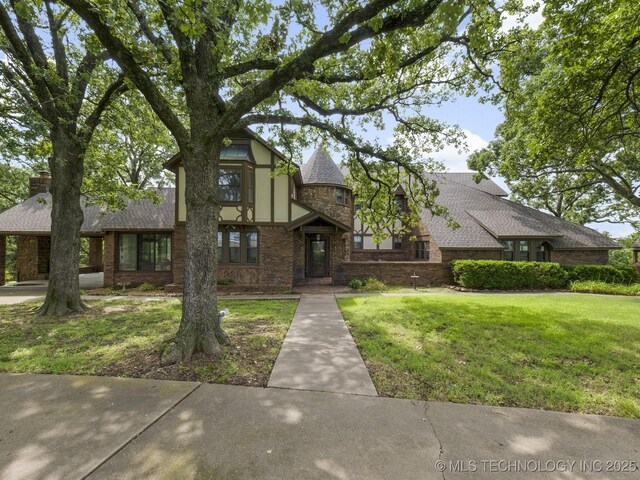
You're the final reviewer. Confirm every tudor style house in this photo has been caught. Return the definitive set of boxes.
[0,130,624,289]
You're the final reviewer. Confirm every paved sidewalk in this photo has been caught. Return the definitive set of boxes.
[2,374,639,480]
[268,294,377,396]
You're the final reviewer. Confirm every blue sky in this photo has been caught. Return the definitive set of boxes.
[295,2,636,238]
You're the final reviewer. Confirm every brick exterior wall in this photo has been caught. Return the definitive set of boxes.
[170,224,295,290]
[440,249,503,263]
[256,225,294,288]
[0,235,5,286]
[298,185,353,226]
[16,236,39,281]
[103,231,173,288]
[550,250,609,265]
[37,236,50,276]
[343,261,454,286]
[88,237,103,268]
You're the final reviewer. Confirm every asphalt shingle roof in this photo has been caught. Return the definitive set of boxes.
[633,238,640,250]
[99,188,175,230]
[423,173,619,250]
[0,188,175,234]
[301,148,345,185]
[0,193,103,234]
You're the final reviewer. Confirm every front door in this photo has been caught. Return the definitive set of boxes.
[307,235,329,277]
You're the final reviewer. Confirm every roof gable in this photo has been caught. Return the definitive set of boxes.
[422,173,618,250]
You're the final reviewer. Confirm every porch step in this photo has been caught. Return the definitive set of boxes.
[297,277,333,286]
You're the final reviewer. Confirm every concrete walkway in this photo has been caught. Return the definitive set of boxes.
[268,294,377,396]
[1,374,639,480]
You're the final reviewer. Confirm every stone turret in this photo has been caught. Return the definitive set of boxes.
[299,148,352,226]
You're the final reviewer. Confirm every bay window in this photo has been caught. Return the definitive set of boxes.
[219,168,242,202]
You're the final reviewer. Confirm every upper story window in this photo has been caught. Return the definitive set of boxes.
[394,195,405,211]
[353,235,363,250]
[220,168,242,202]
[336,187,348,205]
[393,236,403,250]
[248,170,255,204]
[415,240,430,260]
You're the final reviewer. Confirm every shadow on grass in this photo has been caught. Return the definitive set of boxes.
[339,295,640,418]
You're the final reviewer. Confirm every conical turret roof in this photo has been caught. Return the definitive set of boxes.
[301,148,345,185]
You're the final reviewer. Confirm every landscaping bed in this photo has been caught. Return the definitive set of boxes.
[0,299,297,386]
[338,294,640,418]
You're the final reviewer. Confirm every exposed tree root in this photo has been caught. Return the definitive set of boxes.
[160,327,226,365]
[38,297,87,317]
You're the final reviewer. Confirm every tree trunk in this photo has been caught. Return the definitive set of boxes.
[38,128,87,316]
[161,139,229,364]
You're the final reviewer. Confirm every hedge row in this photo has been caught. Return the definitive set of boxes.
[451,260,568,290]
[451,260,640,290]
[562,265,640,284]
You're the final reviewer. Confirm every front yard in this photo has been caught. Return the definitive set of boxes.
[338,293,640,418]
[0,299,297,386]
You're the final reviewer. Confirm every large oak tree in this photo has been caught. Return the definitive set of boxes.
[0,0,126,315]
[469,0,640,225]
[63,0,513,363]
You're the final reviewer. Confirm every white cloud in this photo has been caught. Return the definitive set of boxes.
[501,0,544,32]
[431,129,489,172]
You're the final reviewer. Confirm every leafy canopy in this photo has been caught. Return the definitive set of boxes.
[469,0,640,226]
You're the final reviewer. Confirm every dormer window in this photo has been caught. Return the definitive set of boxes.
[394,194,405,211]
[219,168,242,202]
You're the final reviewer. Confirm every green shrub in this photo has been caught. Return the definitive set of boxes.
[451,260,568,290]
[349,279,365,289]
[562,265,639,284]
[361,277,387,292]
[570,281,640,296]
[217,279,234,286]
[139,282,158,292]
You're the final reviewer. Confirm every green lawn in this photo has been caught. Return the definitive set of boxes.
[338,294,640,418]
[0,299,297,386]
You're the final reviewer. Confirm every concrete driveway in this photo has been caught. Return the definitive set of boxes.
[0,273,104,305]
[1,374,638,480]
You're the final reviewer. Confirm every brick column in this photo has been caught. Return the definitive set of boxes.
[88,237,103,269]
[16,235,39,281]
[0,235,6,286]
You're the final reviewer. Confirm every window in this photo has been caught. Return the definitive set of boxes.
[336,187,348,205]
[353,235,363,250]
[219,168,242,202]
[415,240,430,260]
[217,228,259,264]
[118,234,137,271]
[118,233,171,272]
[503,240,514,261]
[536,242,548,262]
[394,195,404,211]
[354,203,362,212]
[518,240,529,261]
[229,231,241,263]
[393,236,402,250]
[247,169,255,204]
[246,231,258,264]
[503,240,550,262]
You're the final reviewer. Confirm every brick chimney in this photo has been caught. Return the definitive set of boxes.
[29,170,51,197]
